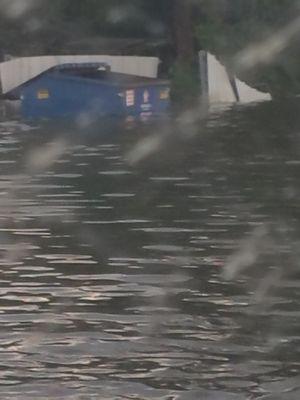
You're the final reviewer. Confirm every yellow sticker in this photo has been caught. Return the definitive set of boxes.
[160,88,170,100]
[37,89,49,99]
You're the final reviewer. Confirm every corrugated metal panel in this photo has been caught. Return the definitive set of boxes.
[207,53,237,103]
[236,79,271,103]
[207,53,271,103]
[0,55,160,94]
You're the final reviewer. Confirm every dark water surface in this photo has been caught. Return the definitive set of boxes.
[0,101,299,399]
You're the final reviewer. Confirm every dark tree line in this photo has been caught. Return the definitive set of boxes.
[0,0,299,97]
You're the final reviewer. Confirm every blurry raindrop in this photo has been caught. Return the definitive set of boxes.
[26,138,68,172]
[108,7,129,24]
[107,5,138,24]
[0,0,37,19]
[24,17,42,32]
[126,134,164,165]
[223,224,270,280]
[235,15,300,71]
[146,21,165,36]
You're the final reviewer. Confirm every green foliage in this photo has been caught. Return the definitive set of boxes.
[170,62,200,107]
[195,0,300,96]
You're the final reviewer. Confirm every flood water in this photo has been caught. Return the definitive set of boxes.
[0,101,299,399]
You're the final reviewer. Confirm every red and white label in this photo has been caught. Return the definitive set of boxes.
[126,90,135,106]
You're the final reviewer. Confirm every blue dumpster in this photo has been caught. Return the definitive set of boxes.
[10,63,170,120]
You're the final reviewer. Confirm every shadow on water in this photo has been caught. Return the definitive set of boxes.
[0,99,299,399]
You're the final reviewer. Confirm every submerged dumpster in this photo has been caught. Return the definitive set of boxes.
[8,62,170,120]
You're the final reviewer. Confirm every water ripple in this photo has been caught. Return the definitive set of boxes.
[0,111,298,399]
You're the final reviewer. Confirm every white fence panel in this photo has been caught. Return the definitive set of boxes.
[0,55,160,94]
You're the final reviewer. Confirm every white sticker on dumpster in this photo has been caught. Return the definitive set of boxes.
[143,90,150,103]
[126,90,135,107]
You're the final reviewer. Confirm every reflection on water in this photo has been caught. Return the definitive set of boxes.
[0,101,299,399]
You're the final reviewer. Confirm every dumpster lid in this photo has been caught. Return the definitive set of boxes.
[52,62,110,72]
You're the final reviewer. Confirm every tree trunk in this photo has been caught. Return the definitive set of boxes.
[171,0,199,107]
[172,0,194,64]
